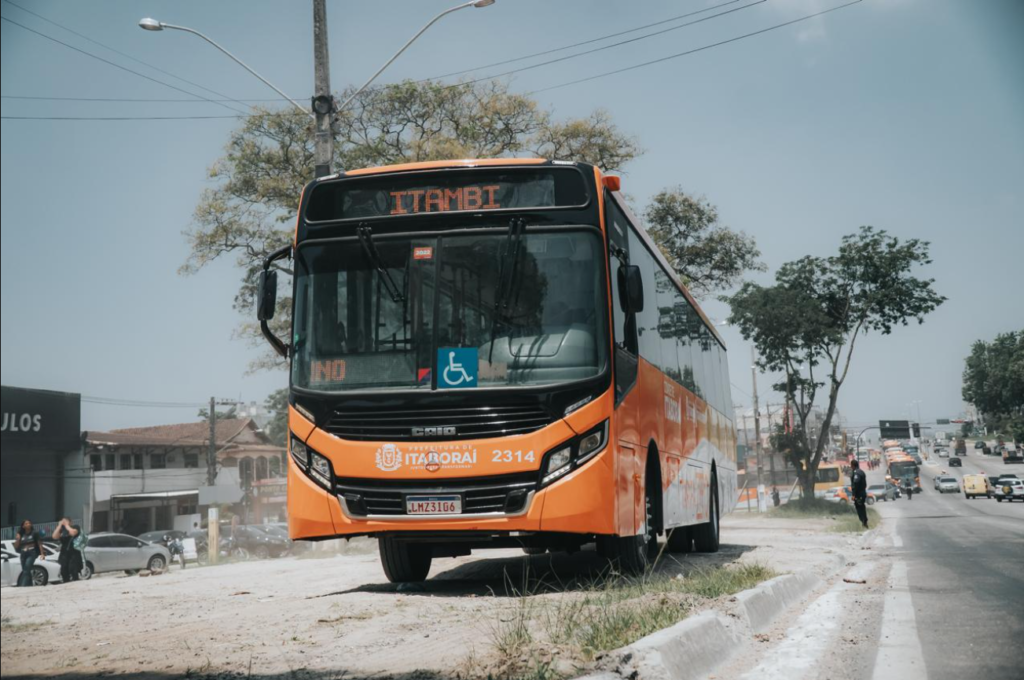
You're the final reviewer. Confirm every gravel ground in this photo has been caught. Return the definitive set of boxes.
[0,514,861,680]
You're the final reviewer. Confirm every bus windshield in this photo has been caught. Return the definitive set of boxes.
[292,229,609,392]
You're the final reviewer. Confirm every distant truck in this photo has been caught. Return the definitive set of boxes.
[955,439,967,456]
[963,474,991,499]
[1003,446,1023,465]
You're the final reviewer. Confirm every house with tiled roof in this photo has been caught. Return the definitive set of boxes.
[83,418,285,534]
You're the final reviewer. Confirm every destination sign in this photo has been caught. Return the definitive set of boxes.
[305,168,588,221]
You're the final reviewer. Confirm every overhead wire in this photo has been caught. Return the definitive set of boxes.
[0,14,250,116]
[0,0,252,109]
[442,0,767,89]
[422,0,744,81]
[528,0,864,95]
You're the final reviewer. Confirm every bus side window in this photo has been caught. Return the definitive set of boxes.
[606,196,638,402]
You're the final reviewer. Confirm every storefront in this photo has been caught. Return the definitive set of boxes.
[250,478,287,524]
[1,385,82,529]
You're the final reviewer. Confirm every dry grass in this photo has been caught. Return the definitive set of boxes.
[486,561,777,679]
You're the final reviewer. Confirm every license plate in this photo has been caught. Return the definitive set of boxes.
[406,495,462,515]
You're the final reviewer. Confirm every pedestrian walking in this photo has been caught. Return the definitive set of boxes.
[13,520,45,587]
[52,518,83,583]
[903,478,914,501]
[850,460,869,529]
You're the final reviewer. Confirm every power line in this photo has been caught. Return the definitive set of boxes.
[0,0,250,109]
[0,14,250,116]
[1,95,282,103]
[529,0,864,95]
[423,0,744,82]
[445,0,767,89]
[1,114,243,121]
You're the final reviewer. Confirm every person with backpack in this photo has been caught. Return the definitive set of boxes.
[52,517,84,583]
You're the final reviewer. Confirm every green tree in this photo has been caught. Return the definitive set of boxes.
[725,227,945,501]
[644,188,766,298]
[263,388,289,447]
[182,79,641,371]
[962,330,1024,443]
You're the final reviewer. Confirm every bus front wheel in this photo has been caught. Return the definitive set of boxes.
[693,473,720,553]
[378,537,432,583]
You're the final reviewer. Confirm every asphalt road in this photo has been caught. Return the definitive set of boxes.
[869,443,1024,680]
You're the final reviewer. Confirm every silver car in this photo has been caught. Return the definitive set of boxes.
[936,476,960,493]
[82,533,171,578]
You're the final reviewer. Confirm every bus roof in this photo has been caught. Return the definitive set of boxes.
[340,157,550,178]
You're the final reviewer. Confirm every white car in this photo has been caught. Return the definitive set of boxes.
[1,539,60,559]
[823,488,843,503]
[935,476,960,494]
[993,478,1024,502]
[0,549,62,587]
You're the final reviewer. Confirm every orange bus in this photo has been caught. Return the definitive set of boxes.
[256,159,737,582]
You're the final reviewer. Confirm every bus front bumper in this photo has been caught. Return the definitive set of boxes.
[287,448,617,540]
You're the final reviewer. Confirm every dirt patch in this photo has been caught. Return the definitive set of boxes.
[0,516,854,680]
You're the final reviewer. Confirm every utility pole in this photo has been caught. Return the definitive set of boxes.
[751,345,765,512]
[312,0,334,178]
[207,396,217,488]
[765,402,777,489]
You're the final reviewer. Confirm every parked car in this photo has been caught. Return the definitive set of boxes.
[948,457,963,467]
[836,486,876,505]
[935,476,960,493]
[81,533,171,578]
[993,478,1024,502]
[823,488,843,503]
[137,530,186,545]
[1,540,60,560]
[0,549,62,587]
[220,524,290,559]
[867,483,898,502]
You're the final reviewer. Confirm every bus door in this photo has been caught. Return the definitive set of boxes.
[607,195,640,535]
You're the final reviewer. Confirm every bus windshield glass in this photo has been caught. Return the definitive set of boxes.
[292,229,609,392]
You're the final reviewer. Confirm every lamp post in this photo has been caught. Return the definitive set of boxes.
[140,0,496,178]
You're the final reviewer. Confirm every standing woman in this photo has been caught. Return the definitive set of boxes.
[52,518,83,583]
[13,520,44,587]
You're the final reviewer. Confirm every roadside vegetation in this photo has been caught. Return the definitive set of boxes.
[486,561,776,680]
[772,497,880,532]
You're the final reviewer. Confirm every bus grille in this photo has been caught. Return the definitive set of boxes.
[336,472,538,516]
[324,404,553,441]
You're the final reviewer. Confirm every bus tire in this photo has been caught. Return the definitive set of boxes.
[378,537,432,583]
[666,526,693,553]
[603,476,657,575]
[693,472,720,554]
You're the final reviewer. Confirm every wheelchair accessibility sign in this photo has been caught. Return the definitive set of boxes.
[438,347,478,389]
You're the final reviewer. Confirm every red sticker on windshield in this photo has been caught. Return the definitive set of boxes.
[413,246,433,260]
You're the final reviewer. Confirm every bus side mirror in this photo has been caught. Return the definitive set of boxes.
[257,270,278,322]
[618,264,644,315]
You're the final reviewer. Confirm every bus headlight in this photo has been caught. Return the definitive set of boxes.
[540,420,609,487]
[309,451,333,489]
[290,436,309,469]
[542,447,572,485]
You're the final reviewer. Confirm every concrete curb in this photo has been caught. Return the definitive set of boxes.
[577,568,828,680]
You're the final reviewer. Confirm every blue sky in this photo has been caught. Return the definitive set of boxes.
[2,0,1022,433]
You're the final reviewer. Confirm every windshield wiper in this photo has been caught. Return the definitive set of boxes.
[357,224,404,303]
[487,217,526,362]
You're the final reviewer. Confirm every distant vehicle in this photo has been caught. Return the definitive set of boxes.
[1002,446,1023,464]
[220,524,290,559]
[948,457,962,468]
[935,476,960,493]
[935,447,949,458]
[867,483,898,502]
[823,488,843,503]
[138,530,199,563]
[82,533,171,578]
[993,478,1024,502]
[836,486,876,505]
[974,440,986,450]
[137,530,186,545]
[963,475,990,499]
[0,548,62,587]
[812,462,845,498]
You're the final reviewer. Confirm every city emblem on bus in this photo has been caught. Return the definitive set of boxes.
[425,451,441,473]
[375,444,403,472]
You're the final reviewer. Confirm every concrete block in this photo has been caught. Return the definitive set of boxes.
[734,569,822,633]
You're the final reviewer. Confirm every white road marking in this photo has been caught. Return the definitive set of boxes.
[871,559,927,680]
[739,562,877,680]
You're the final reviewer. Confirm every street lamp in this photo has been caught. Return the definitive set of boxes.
[138,17,310,115]
[333,0,497,115]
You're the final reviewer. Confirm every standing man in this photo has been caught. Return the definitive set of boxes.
[850,459,869,529]
[13,520,44,587]
[52,518,83,583]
